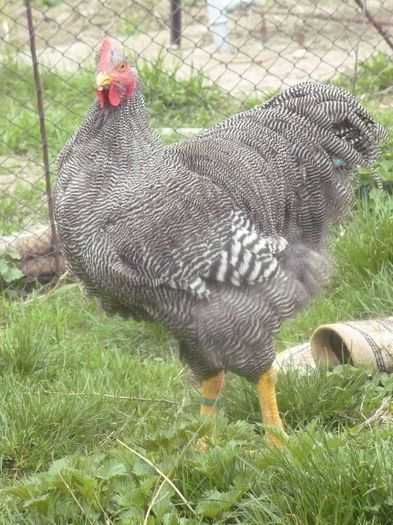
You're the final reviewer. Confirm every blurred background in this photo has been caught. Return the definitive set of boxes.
[1,0,392,288]
[1,5,393,522]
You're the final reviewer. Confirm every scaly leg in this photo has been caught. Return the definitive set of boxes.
[256,366,287,447]
[200,371,226,417]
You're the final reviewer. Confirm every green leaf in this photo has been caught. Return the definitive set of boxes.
[196,489,234,518]
[97,461,128,480]
[0,259,9,274]
[48,457,69,474]
[133,459,156,478]
[3,266,23,283]
[5,250,22,261]
[162,513,180,525]
[114,486,147,509]
[151,487,176,521]
[23,493,50,512]
[117,507,146,524]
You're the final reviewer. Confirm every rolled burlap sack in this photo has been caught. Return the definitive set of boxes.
[273,342,316,372]
[310,317,393,372]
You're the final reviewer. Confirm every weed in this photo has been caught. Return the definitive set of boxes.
[337,52,393,96]
[1,49,393,524]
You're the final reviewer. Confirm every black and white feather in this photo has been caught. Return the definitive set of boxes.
[203,210,287,288]
[55,71,386,381]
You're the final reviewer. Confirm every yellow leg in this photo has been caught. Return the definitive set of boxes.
[200,371,226,417]
[256,366,287,447]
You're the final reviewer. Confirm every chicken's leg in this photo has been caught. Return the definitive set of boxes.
[256,366,287,446]
[200,371,225,417]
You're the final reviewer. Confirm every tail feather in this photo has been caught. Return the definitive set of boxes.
[170,81,386,249]
[265,82,387,165]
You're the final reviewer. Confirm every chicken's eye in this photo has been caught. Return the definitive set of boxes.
[117,63,126,72]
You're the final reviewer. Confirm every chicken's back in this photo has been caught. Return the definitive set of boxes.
[56,79,385,382]
[162,83,386,379]
[168,82,386,250]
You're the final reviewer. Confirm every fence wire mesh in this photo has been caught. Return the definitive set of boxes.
[1,0,392,287]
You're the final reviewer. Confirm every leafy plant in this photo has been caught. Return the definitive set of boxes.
[0,253,23,285]
[1,46,393,524]
[337,52,393,95]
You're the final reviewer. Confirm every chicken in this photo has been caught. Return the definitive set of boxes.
[55,38,386,445]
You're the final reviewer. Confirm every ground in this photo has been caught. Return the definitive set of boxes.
[1,0,392,245]
[1,191,393,524]
[3,0,392,93]
[1,1,393,523]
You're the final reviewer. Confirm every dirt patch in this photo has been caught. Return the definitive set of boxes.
[0,0,391,258]
[3,0,392,96]
[0,155,44,193]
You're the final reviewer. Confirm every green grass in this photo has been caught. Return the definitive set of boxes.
[0,182,47,235]
[1,190,393,524]
[0,53,238,161]
[1,51,393,523]
[337,52,393,97]
[1,51,392,234]
[0,52,239,234]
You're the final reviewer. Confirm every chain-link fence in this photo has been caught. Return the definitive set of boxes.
[1,0,392,287]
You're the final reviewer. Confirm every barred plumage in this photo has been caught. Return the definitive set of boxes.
[55,43,386,383]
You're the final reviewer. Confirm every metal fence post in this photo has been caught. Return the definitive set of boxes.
[170,0,182,48]
[24,0,61,277]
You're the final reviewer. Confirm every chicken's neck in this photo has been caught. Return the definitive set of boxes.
[99,81,162,162]
[58,81,169,199]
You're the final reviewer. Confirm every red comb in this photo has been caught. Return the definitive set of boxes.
[98,37,112,71]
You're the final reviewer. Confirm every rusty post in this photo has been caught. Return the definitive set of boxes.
[170,0,182,47]
[353,0,393,52]
[24,0,61,277]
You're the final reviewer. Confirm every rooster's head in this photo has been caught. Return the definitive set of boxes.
[96,38,136,109]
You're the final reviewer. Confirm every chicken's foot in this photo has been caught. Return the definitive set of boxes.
[200,371,226,417]
[256,366,287,447]
[198,370,226,451]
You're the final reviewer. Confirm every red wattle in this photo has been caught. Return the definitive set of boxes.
[126,77,136,99]
[108,84,121,107]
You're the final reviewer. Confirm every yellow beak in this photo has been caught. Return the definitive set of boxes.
[96,73,113,91]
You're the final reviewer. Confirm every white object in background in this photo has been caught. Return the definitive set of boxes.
[2,20,10,44]
[159,127,205,137]
[206,0,255,53]
[225,0,255,12]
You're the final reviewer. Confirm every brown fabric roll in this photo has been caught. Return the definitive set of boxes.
[274,343,316,372]
[310,318,393,372]
[274,317,393,373]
